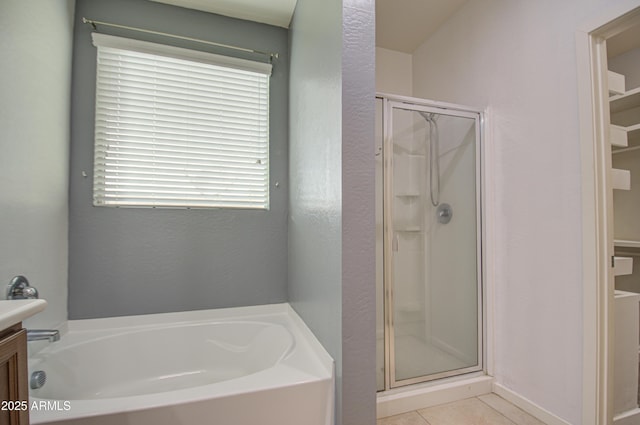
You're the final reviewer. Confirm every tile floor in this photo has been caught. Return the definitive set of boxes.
[377,394,547,425]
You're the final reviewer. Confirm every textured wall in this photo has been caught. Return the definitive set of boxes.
[288,0,344,419]
[68,0,289,319]
[341,0,376,423]
[288,0,376,423]
[411,1,617,423]
[0,0,74,329]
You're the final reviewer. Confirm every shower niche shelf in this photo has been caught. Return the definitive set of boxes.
[395,193,420,198]
[395,227,422,233]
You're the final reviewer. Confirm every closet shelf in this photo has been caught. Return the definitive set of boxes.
[611,125,628,148]
[626,123,640,140]
[615,240,640,249]
[612,168,631,190]
[610,86,640,114]
[612,125,640,154]
[614,256,634,277]
[608,71,626,96]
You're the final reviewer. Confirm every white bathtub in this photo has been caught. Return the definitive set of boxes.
[28,303,334,425]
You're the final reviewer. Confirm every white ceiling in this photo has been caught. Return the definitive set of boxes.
[376,0,469,53]
[149,0,298,28]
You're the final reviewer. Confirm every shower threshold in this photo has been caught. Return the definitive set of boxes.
[376,373,492,418]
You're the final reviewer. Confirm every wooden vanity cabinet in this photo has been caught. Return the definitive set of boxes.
[0,324,29,425]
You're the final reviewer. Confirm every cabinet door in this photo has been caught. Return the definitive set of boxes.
[0,329,28,425]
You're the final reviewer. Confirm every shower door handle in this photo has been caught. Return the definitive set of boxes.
[392,233,399,252]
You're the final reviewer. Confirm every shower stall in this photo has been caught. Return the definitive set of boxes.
[375,94,483,390]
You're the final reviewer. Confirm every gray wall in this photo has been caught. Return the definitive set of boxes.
[69,0,289,319]
[288,0,376,423]
[0,0,74,329]
[288,0,343,420]
[340,1,376,424]
[288,0,342,363]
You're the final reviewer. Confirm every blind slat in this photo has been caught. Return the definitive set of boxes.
[93,36,270,209]
[96,119,268,141]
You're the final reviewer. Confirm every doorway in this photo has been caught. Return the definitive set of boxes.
[577,4,640,424]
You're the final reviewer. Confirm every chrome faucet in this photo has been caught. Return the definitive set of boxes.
[7,275,39,300]
[27,330,60,342]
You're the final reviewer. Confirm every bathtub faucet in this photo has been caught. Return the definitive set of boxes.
[27,330,60,342]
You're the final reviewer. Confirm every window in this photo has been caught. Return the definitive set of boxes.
[91,34,271,209]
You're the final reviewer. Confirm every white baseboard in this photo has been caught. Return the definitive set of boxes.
[614,408,640,425]
[492,383,571,425]
[377,374,492,418]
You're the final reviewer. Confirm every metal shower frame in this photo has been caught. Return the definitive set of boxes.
[377,93,486,390]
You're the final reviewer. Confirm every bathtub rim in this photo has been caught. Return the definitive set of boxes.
[50,302,333,372]
[28,303,334,424]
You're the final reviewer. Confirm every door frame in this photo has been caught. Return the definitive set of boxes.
[576,2,640,424]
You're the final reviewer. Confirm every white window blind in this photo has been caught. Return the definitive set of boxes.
[92,33,271,209]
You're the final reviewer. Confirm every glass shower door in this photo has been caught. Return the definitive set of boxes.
[384,100,482,387]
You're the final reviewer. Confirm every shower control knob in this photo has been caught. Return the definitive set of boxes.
[437,203,453,225]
